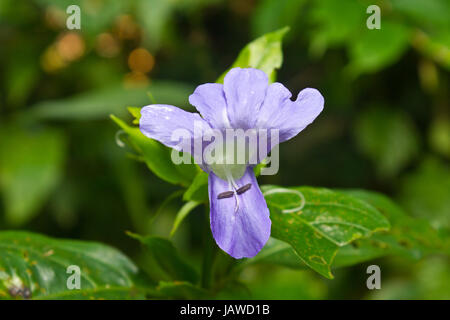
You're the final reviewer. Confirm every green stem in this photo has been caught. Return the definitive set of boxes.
[201,207,216,289]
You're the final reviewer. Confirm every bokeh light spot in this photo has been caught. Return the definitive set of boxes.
[128,48,154,73]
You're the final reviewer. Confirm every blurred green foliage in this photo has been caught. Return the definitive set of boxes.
[0,0,449,299]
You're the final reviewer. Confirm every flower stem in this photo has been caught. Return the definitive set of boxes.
[201,208,216,289]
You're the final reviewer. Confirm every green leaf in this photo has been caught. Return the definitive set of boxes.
[0,231,141,300]
[220,267,325,300]
[136,0,221,50]
[111,115,197,186]
[0,126,66,226]
[392,0,450,29]
[28,82,194,121]
[429,117,450,157]
[347,21,411,75]
[251,0,306,37]
[5,54,39,107]
[334,189,447,267]
[153,281,208,299]
[136,0,175,49]
[309,0,365,56]
[183,171,209,202]
[127,106,142,125]
[354,106,420,178]
[216,27,290,83]
[128,232,198,284]
[309,1,412,73]
[261,186,390,278]
[246,188,447,271]
[411,31,450,70]
[170,201,202,238]
[399,157,450,229]
[239,237,306,270]
[36,287,147,300]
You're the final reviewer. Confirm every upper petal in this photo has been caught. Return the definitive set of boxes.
[189,83,231,130]
[139,104,211,154]
[257,86,324,143]
[209,168,271,259]
[223,68,269,129]
[255,82,292,129]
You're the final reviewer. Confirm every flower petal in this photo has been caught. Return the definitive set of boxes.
[189,83,231,130]
[139,104,211,154]
[257,86,324,143]
[209,168,271,258]
[223,68,269,129]
[255,82,292,128]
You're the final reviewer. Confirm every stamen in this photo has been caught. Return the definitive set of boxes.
[236,183,252,195]
[228,175,239,190]
[233,190,240,213]
[224,170,240,212]
[217,191,234,199]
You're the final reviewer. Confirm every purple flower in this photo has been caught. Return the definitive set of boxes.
[139,68,324,259]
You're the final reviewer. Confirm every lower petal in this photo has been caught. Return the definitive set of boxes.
[208,168,271,259]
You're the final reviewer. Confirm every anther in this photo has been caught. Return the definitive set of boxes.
[217,191,234,199]
[236,183,252,195]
